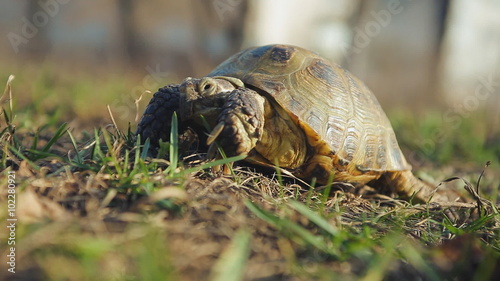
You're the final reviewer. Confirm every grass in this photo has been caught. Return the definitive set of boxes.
[0,67,499,280]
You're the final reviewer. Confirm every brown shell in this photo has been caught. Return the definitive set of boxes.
[208,44,411,173]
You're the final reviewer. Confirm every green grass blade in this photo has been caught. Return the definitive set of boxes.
[198,115,211,132]
[2,108,8,123]
[359,235,403,281]
[0,126,10,138]
[1,143,7,169]
[288,200,339,236]
[245,200,284,226]
[216,146,237,177]
[180,154,247,176]
[441,216,464,236]
[67,130,83,164]
[25,149,64,161]
[463,214,496,232]
[272,159,285,199]
[209,229,252,281]
[245,200,335,256]
[140,137,150,160]
[1,75,15,122]
[30,128,39,151]
[169,112,179,177]
[41,122,68,152]
[102,129,122,175]
[91,128,103,161]
[123,149,130,175]
[320,173,335,209]
[397,242,441,281]
[134,135,142,166]
[8,144,39,171]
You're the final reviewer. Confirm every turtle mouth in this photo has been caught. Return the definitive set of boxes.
[180,92,231,127]
[179,98,217,124]
[178,79,211,121]
[179,76,240,128]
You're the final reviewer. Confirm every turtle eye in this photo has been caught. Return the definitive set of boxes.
[199,78,217,96]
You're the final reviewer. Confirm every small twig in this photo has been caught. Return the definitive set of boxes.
[106,105,126,141]
[134,90,150,123]
[423,201,480,209]
[107,105,119,130]
[437,171,494,217]
[476,160,491,195]
[0,75,15,109]
[1,75,15,131]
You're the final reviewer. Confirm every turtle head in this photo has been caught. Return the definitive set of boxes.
[179,76,244,126]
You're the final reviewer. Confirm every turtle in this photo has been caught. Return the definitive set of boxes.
[137,44,453,202]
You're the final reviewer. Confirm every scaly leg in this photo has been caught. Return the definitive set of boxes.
[207,88,266,160]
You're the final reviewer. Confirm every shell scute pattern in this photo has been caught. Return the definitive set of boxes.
[208,44,410,174]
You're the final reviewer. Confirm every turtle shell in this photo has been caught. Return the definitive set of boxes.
[208,44,411,174]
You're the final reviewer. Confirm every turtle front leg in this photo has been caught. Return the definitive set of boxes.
[207,88,266,159]
[137,84,199,156]
[137,84,182,147]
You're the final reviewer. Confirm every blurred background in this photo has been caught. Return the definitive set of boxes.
[0,0,499,166]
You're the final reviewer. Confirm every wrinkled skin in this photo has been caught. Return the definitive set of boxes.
[137,75,309,167]
[178,76,307,168]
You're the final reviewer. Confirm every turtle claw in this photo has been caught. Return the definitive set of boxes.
[210,162,233,176]
[212,164,222,173]
[207,122,225,145]
[222,162,233,175]
[207,144,217,160]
